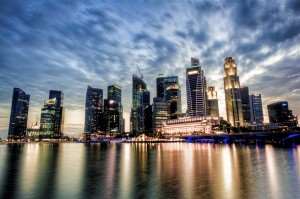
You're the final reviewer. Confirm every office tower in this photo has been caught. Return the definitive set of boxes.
[156,76,165,99]
[223,57,244,127]
[240,87,251,125]
[8,88,30,139]
[152,97,169,133]
[144,105,153,134]
[49,90,64,137]
[84,86,103,134]
[40,98,56,138]
[103,99,120,134]
[108,85,123,133]
[207,86,219,118]
[249,94,264,125]
[267,101,298,128]
[186,58,207,117]
[108,85,121,104]
[131,75,149,134]
[163,76,182,119]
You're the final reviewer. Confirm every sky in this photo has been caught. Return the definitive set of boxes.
[0,0,300,137]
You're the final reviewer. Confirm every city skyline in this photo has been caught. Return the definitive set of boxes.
[1,1,300,137]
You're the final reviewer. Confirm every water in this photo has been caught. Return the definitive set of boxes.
[0,143,300,199]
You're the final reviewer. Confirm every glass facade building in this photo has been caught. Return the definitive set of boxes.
[267,101,298,128]
[49,90,64,137]
[240,87,251,125]
[8,88,30,139]
[207,86,219,118]
[40,98,57,138]
[186,58,207,117]
[84,86,103,134]
[107,85,123,134]
[152,97,169,133]
[130,75,149,134]
[156,76,181,119]
[249,94,264,125]
[223,57,244,127]
[103,99,120,134]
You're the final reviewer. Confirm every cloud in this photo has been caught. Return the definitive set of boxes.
[0,0,300,134]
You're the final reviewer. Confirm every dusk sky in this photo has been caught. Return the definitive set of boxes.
[1,0,300,137]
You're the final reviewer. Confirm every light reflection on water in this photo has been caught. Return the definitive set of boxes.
[0,143,300,199]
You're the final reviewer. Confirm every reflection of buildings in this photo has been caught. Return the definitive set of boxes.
[0,145,23,198]
[161,116,219,136]
[267,101,298,128]
[223,57,244,127]
[186,58,207,117]
[207,86,219,118]
[84,86,103,134]
[35,144,60,198]
[8,88,30,139]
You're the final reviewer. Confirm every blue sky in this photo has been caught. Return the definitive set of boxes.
[1,0,300,137]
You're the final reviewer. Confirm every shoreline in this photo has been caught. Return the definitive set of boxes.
[1,131,300,146]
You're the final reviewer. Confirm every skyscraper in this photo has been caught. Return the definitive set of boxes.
[107,85,123,134]
[267,101,298,128]
[49,90,64,137]
[152,97,169,133]
[156,76,165,99]
[40,98,56,138]
[108,85,121,104]
[131,75,149,134]
[103,99,120,134]
[156,76,182,119]
[207,86,219,118]
[249,94,264,125]
[84,86,103,134]
[186,58,207,117]
[240,87,251,125]
[144,104,153,134]
[223,57,244,127]
[8,88,30,139]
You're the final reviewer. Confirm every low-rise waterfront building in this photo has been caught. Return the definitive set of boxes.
[161,116,220,137]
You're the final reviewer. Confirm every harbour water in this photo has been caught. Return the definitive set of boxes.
[0,143,300,199]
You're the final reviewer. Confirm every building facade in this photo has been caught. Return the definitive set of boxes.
[107,85,123,134]
[161,116,220,137]
[156,76,182,119]
[8,88,30,139]
[207,86,219,118]
[40,98,57,138]
[84,86,103,134]
[223,57,244,127]
[249,94,264,125]
[131,75,149,134]
[267,101,298,128]
[103,99,121,134]
[49,90,64,137]
[186,58,207,117]
[152,97,169,134]
[240,87,251,125]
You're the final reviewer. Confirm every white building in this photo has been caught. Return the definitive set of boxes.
[161,116,219,137]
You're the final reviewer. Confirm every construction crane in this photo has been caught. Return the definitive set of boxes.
[136,65,143,79]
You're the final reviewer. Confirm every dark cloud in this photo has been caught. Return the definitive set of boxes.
[0,0,300,133]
